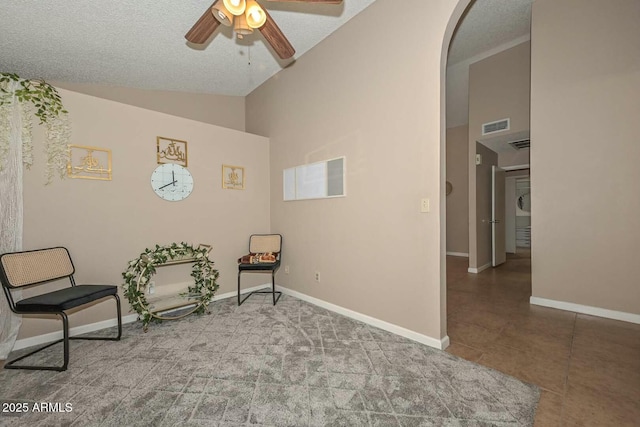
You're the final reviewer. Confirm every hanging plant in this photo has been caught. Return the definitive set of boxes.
[0,72,71,184]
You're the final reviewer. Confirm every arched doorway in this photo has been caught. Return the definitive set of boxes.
[440,0,533,342]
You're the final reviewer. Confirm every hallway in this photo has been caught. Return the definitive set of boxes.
[446,252,640,426]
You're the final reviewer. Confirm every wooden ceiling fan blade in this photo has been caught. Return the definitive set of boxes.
[259,10,296,60]
[185,3,222,44]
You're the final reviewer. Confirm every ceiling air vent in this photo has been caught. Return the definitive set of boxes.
[509,139,531,150]
[482,118,510,135]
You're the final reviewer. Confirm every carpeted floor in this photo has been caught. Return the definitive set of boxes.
[0,294,539,426]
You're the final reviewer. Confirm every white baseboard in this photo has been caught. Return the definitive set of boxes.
[12,284,271,352]
[12,284,450,353]
[217,284,271,301]
[530,296,640,325]
[446,252,469,258]
[468,262,491,274]
[13,314,139,351]
[278,286,449,350]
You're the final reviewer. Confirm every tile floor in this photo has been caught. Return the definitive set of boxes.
[445,250,640,427]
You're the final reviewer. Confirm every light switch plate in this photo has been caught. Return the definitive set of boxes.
[421,198,430,213]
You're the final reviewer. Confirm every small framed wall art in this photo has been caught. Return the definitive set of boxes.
[157,136,187,167]
[222,165,245,190]
[67,145,112,181]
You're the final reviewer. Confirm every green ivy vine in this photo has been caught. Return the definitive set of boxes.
[122,242,219,330]
[0,73,67,123]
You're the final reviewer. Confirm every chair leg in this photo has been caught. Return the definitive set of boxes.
[237,270,282,306]
[4,295,122,371]
[237,271,255,306]
[61,312,70,371]
[272,271,277,305]
[115,294,123,340]
[5,313,70,372]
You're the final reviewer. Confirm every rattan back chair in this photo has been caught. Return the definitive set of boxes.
[0,247,122,371]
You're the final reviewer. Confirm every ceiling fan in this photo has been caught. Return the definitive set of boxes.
[185,0,343,60]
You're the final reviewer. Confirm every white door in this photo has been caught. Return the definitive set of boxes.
[492,166,506,266]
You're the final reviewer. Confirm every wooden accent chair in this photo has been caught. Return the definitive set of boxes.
[0,247,122,371]
[237,234,282,306]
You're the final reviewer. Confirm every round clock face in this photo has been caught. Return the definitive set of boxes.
[150,163,194,201]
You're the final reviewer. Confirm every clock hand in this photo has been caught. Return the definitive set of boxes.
[158,180,177,190]
[172,170,175,185]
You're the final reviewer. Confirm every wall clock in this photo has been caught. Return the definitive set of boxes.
[150,163,194,201]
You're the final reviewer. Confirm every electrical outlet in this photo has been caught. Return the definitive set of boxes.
[315,271,320,282]
[284,265,290,274]
[148,281,155,295]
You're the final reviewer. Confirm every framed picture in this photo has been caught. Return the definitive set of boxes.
[67,145,112,181]
[157,136,187,166]
[222,165,245,190]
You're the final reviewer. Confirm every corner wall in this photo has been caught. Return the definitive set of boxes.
[247,0,465,342]
[19,88,269,339]
[530,0,640,315]
[446,125,469,255]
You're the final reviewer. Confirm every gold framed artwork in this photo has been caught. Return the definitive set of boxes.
[67,145,112,181]
[157,136,187,166]
[222,165,245,190]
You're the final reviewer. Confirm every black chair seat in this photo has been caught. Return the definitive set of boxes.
[16,284,118,313]
[238,260,280,271]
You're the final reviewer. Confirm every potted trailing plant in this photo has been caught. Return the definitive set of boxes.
[0,72,71,183]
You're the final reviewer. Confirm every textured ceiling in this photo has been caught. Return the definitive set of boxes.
[0,0,531,97]
[0,0,376,96]
[448,0,532,66]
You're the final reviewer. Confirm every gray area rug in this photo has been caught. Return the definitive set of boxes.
[0,295,539,426]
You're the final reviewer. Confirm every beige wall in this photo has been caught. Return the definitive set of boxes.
[530,0,640,314]
[446,62,471,129]
[469,41,531,145]
[51,82,246,132]
[499,149,530,168]
[468,41,531,269]
[19,88,269,339]
[446,125,469,254]
[247,0,467,341]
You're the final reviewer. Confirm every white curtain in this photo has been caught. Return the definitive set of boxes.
[0,81,24,360]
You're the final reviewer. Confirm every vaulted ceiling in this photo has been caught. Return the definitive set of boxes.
[0,0,531,97]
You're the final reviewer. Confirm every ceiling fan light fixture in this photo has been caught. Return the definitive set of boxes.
[223,0,246,16]
[211,2,233,26]
[245,0,267,29]
[234,13,253,38]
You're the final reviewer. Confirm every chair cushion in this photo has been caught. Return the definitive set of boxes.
[15,285,118,313]
[238,252,278,264]
[238,259,281,271]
